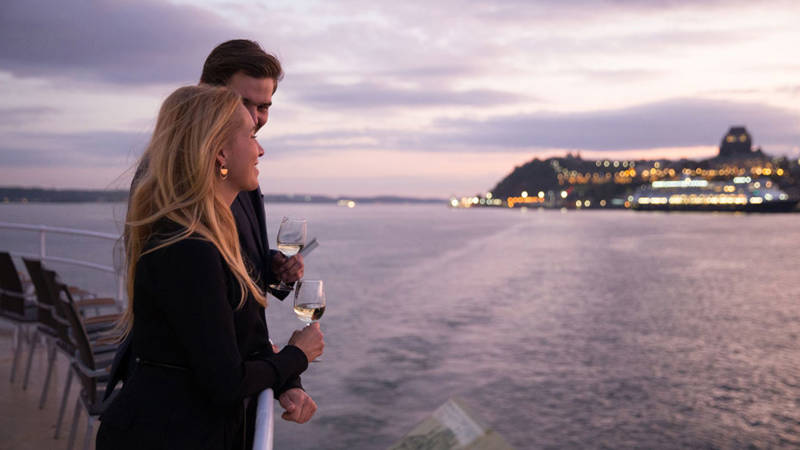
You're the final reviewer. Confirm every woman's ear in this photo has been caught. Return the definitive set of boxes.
[216,149,227,168]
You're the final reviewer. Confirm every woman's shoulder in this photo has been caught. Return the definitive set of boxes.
[142,224,221,266]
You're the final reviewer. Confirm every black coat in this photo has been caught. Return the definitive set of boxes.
[102,189,303,448]
[96,227,308,450]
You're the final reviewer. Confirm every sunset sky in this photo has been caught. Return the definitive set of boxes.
[1,0,799,197]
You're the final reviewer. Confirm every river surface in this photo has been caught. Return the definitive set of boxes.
[1,203,799,449]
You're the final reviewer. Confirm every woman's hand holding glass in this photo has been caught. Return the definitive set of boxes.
[292,280,326,362]
[288,322,324,363]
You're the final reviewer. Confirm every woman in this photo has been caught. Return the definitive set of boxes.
[96,85,323,449]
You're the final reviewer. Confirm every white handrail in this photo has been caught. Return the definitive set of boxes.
[253,389,274,450]
[0,222,119,240]
[0,221,124,302]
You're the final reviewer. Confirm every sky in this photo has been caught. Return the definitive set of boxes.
[1,0,799,197]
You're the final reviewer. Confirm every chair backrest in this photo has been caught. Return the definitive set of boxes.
[53,275,100,405]
[0,251,26,315]
[22,258,58,330]
[42,269,74,350]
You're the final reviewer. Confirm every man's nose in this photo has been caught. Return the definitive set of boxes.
[257,141,265,157]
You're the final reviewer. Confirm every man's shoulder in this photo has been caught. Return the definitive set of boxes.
[232,187,264,221]
[240,187,263,201]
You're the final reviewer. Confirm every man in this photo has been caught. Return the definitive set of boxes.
[106,40,317,441]
[199,39,317,435]
[200,39,317,431]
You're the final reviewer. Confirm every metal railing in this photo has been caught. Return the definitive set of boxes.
[253,389,275,450]
[0,221,276,448]
[0,221,124,302]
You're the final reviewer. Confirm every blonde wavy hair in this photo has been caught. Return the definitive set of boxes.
[119,85,266,337]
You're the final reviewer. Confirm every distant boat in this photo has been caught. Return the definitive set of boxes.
[632,177,799,212]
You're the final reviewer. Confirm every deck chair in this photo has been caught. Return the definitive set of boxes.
[22,259,119,412]
[55,276,120,450]
[0,251,38,383]
[34,268,119,441]
[21,258,61,396]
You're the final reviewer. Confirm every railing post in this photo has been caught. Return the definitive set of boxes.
[252,389,274,450]
[117,274,125,307]
[39,229,46,260]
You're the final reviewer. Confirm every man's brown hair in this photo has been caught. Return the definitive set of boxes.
[200,39,283,91]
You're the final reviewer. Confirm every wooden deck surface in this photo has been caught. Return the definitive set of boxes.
[0,325,96,450]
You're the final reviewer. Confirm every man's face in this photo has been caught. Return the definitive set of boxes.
[226,72,275,132]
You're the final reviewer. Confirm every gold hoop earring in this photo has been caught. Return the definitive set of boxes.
[219,164,229,180]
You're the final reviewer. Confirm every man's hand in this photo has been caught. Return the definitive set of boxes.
[278,388,317,423]
[271,252,304,283]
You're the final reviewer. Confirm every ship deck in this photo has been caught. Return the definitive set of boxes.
[0,324,96,450]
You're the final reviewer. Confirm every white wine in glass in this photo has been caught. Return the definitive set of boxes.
[293,280,326,325]
[269,217,306,293]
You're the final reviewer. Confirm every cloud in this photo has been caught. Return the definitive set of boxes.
[0,130,149,167]
[0,106,59,126]
[285,79,527,109]
[571,69,663,83]
[0,0,242,84]
[266,98,800,154]
[432,98,800,151]
[775,85,800,96]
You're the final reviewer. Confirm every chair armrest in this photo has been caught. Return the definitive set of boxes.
[0,288,36,303]
[90,344,119,354]
[72,359,108,378]
[89,331,123,345]
[75,297,118,308]
[84,313,121,325]
[68,285,95,298]
[86,322,117,333]
[37,303,55,313]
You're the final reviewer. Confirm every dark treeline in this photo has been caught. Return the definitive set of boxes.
[0,187,444,205]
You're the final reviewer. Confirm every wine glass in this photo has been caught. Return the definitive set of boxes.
[269,217,306,293]
[293,280,326,325]
[293,280,326,362]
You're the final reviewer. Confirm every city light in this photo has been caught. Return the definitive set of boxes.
[652,180,709,188]
[507,196,544,208]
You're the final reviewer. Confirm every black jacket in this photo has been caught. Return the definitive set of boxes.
[97,230,308,450]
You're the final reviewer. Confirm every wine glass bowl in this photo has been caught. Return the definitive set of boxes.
[293,280,326,325]
[270,217,307,293]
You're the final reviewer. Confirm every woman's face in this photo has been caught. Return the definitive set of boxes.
[221,104,264,193]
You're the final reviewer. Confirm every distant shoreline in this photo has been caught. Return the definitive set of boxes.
[0,187,445,205]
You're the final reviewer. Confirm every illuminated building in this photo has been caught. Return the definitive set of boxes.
[719,126,752,158]
[632,177,797,212]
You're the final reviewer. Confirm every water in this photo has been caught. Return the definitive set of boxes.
[1,203,799,449]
